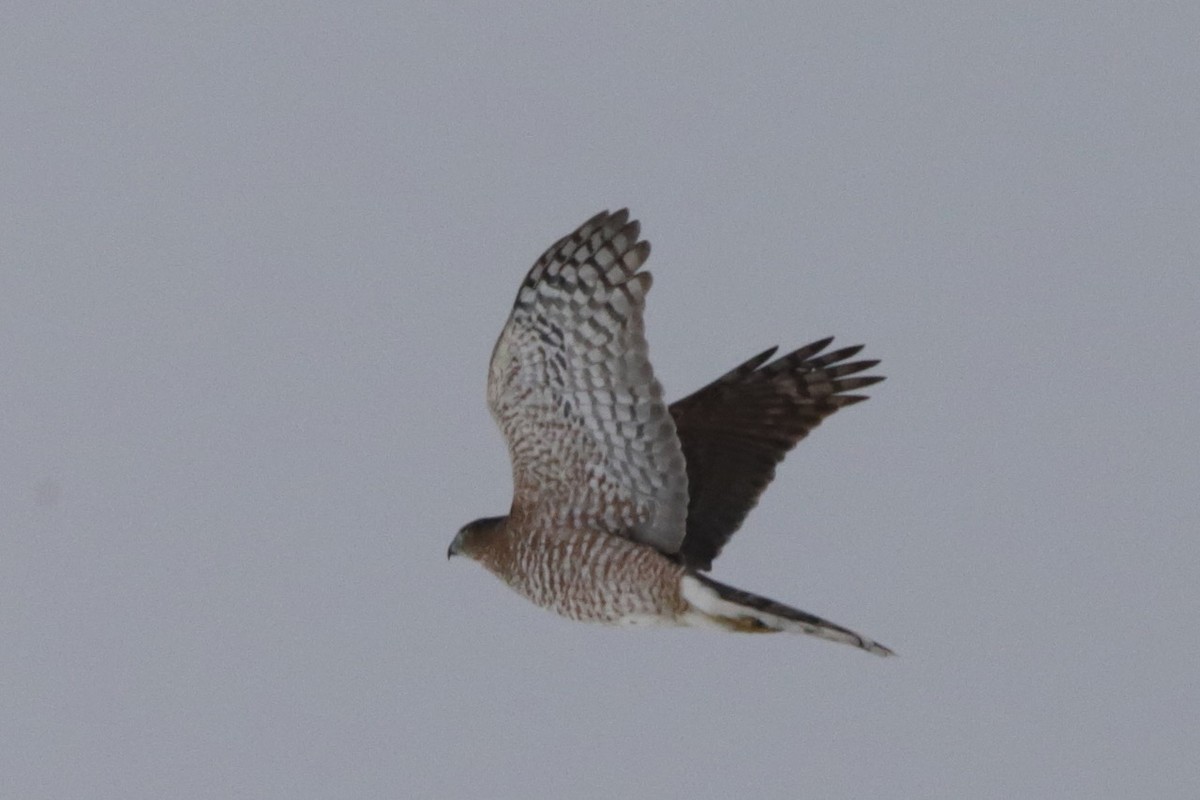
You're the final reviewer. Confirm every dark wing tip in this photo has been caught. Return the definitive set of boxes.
[834,394,871,407]
[836,375,886,392]
[792,336,836,361]
[825,359,882,379]
[810,344,866,368]
[744,346,780,372]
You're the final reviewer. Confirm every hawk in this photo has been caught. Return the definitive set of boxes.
[449,210,892,656]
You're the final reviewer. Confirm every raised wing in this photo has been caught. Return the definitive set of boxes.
[487,210,689,553]
[669,338,883,570]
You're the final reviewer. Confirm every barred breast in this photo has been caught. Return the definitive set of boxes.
[490,527,689,626]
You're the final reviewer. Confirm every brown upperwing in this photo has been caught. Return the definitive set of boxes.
[667,337,884,570]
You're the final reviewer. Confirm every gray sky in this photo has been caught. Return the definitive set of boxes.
[3,3,1198,798]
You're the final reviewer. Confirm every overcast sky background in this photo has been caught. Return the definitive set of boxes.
[3,3,1198,799]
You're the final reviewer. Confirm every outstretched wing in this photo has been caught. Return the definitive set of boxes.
[669,338,883,570]
[487,210,689,553]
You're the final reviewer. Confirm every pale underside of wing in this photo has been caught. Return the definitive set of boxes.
[487,210,689,553]
[669,338,884,570]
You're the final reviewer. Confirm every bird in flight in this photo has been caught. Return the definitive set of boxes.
[449,210,892,656]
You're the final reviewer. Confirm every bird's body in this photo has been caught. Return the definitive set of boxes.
[450,210,892,656]
[469,515,689,626]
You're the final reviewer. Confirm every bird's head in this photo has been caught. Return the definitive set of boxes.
[448,516,507,561]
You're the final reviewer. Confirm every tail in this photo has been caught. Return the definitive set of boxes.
[681,573,894,657]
